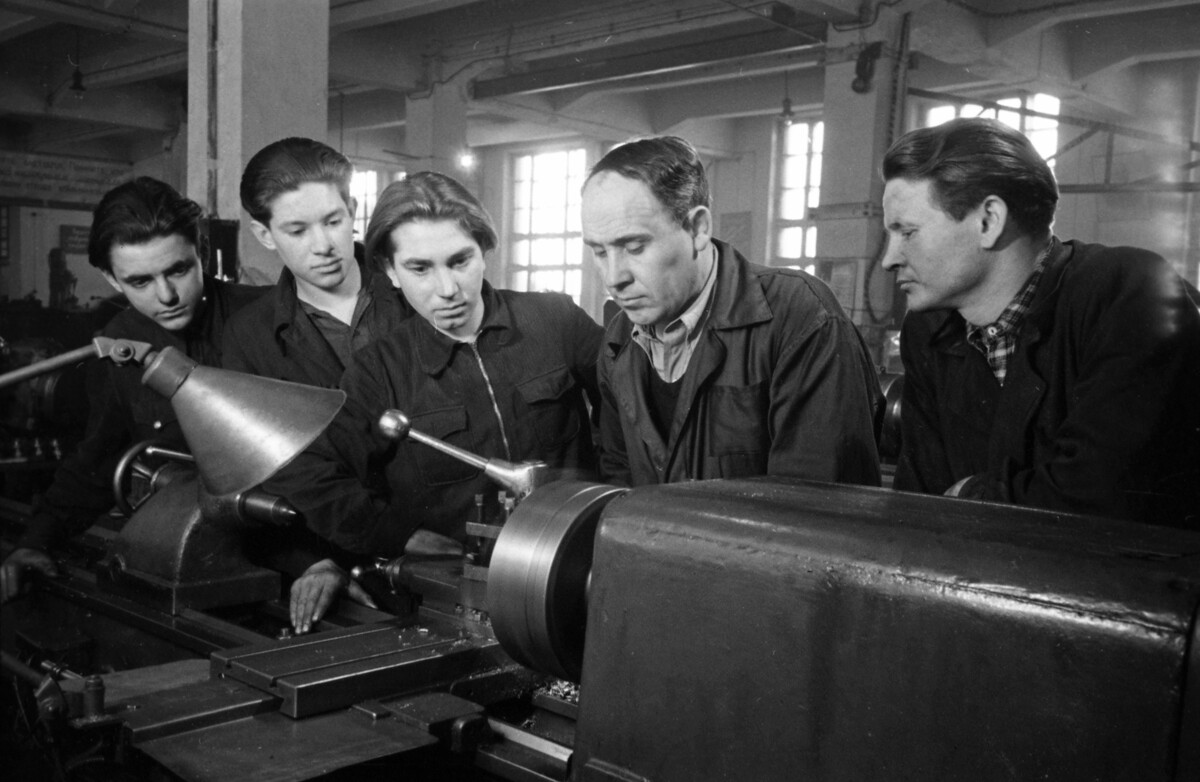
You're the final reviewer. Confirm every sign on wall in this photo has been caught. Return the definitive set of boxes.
[0,151,131,207]
[59,224,90,255]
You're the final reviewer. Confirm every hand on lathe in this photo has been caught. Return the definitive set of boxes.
[1,547,59,604]
[290,558,378,634]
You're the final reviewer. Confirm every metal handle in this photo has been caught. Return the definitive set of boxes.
[377,409,552,500]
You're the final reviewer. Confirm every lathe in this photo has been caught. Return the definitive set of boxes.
[1,344,1197,781]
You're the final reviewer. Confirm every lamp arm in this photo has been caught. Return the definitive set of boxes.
[0,337,155,390]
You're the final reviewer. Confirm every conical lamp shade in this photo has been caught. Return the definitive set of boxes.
[142,347,345,495]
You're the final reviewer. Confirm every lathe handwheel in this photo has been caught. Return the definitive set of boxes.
[487,480,627,682]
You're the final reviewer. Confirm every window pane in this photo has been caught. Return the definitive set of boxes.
[786,123,810,155]
[566,236,583,265]
[784,156,808,189]
[812,122,824,154]
[511,269,528,292]
[534,151,568,182]
[532,206,564,234]
[514,183,531,209]
[927,105,955,126]
[514,155,532,182]
[532,237,562,266]
[531,269,563,292]
[780,189,806,221]
[805,227,818,258]
[513,207,531,234]
[512,239,530,267]
[779,226,806,258]
[565,269,582,300]
[568,149,587,178]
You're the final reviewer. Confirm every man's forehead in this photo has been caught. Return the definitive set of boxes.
[582,172,672,228]
[268,181,350,224]
[883,178,941,217]
[110,236,197,277]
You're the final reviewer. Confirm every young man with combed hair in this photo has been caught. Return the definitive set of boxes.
[222,137,411,388]
[882,117,1200,525]
[1,177,263,602]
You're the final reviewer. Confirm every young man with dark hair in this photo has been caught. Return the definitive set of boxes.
[882,117,1200,525]
[1,177,263,602]
[221,137,410,388]
[581,136,883,487]
[221,138,411,623]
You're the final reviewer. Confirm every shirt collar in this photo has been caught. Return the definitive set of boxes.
[966,238,1054,342]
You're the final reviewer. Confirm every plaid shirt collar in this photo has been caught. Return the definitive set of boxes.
[966,240,1053,386]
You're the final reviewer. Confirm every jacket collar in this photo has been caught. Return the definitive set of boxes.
[414,280,512,376]
[272,239,374,333]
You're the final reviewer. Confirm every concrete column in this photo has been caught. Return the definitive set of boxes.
[815,12,907,356]
[187,0,329,282]
[405,82,469,177]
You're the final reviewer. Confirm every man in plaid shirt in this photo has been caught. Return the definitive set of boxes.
[880,117,1200,527]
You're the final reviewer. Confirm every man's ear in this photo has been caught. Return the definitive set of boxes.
[249,219,277,251]
[102,270,122,294]
[383,262,402,289]
[687,205,713,255]
[978,195,1008,250]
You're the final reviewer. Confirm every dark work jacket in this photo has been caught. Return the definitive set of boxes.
[221,252,412,388]
[20,276,265,551]
[597,239,883,488]
[265,282,604,555]
[894,238,1200,528]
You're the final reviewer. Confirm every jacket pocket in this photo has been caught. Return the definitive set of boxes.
[410,406,480,485]
[705,381,769,477]
[517,365,581,450]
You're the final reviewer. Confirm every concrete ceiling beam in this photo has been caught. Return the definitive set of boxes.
[0,0,185,42]
[330,0,479,34]
[0,9,45,41]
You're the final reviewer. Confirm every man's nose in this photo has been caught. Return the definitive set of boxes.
[435,266,458,298]
[880,238,901,271]
[314,224,337,254]
[154,278,178,304]
[598,252,632,291]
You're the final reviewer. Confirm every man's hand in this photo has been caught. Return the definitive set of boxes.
[1,548,59,604]
[404,530,464,557]
[289,558,377,634]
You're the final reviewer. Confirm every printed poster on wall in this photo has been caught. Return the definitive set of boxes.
[0,150,131,207]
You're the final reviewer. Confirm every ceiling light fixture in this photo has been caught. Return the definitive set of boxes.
[69,28,86,97]
[779,69,794,126]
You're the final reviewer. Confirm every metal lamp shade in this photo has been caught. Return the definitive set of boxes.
[141,347,345,495]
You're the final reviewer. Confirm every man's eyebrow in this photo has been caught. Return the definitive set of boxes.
[280,208,343,228]
[585,233,652,247]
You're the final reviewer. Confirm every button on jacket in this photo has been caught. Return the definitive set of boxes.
[267,282,604,555]
[20,276,265,552]
[597,239,883,488]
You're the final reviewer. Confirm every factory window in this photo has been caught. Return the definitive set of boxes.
[509,148,588,304]
[349,168,405,240]
[774,120,823,272]
[925,93,1060,165]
